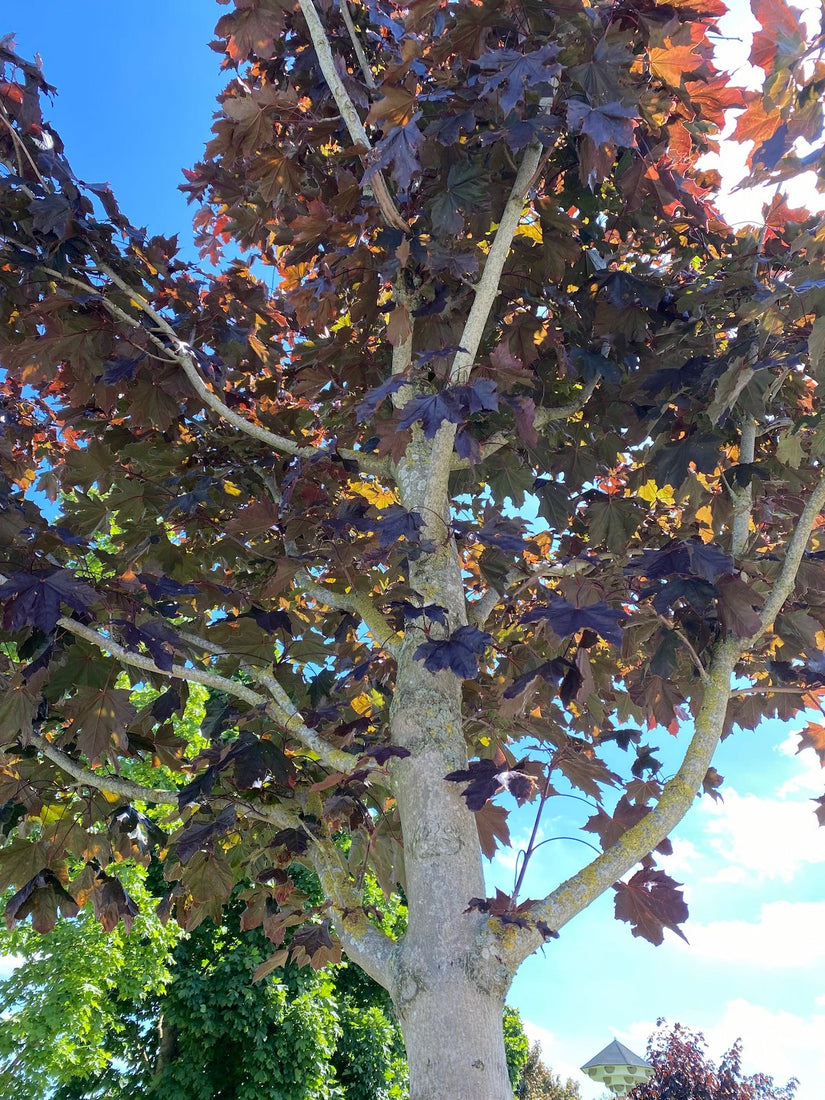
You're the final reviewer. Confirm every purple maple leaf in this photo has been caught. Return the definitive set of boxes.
[414,625,492,679]
[522,596,625,646]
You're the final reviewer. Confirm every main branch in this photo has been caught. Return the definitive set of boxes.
[495,463,825,970]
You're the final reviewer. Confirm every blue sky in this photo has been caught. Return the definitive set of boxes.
[4,3,825,1098]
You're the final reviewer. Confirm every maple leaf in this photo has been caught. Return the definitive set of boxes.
[797,723,825,766]
[366,85,418,129]
[445,754,541,810]
[373,504,423,547]
[357,375,408,421]
[215,0,288,62]
[0,669,46,745]
[475,802,511,860]
[289,919,342,969]
[585,496,643,552]
[0,569,97,633]
[5,869,80,933]
[567,99,637,148]
[522,596,625,647]
[652,432,722,488]
[102,352,145,384]
[415,625,492,679]
[398,390,464,436]
[814,795,825,827]
[551,742,620,799]
[633,539,733,584]
[176,806,238,864]
[86,870,140,934]
[716,573,764,637]
[431,162,490,236]
[477,46,561,114]
[702,766,725,801]
[613,869,689,945]
[649,44,706,88]
[750,0,804,73]
[62,686,136,764]
[364,118,424,191]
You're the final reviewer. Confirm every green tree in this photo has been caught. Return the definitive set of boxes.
[516,1044,581,1100]
[1,2,824,1098]
[0,882,407,1100]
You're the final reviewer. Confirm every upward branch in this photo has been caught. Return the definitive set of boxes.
[297,0,408,232]
[496,463,825,970]
[499,637,741,967]
[423,143,543,497]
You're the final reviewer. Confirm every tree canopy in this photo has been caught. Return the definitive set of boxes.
[1,0,824,1096]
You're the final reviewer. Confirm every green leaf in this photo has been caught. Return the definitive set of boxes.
[585,496,643,551]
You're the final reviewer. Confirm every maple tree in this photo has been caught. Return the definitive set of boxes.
[0,0,824,1096]
[627,1020,797,1100]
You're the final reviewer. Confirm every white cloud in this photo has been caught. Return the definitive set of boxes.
[777,732,824,799]
[0,954,23,980]
[682,900,825,968]
[696,788,825,883]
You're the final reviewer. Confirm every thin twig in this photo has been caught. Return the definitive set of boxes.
[338,0,375,90]
[655,614,709,683]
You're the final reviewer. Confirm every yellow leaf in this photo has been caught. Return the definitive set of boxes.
[637,479,674,505]
[515,220,543,243]
[223,480,243,496]
[695,504,714,543]
[351,692,374,717]
[349,479,398,507]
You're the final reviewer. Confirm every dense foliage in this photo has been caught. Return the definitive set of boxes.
[0,881,408,1100]
[1,0,824,1095]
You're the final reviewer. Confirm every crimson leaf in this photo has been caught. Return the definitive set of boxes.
[613,868,689,945]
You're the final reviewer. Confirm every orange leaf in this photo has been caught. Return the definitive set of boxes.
[732,98,780,148]
[649,44,704,88]
[366,86,418,129]
[798,723,825,765]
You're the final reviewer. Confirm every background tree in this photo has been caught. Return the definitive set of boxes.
[0,1,824,1098]
[516,1044,581,1100]
[627,1021,798,1100]
[0,878,408,1100]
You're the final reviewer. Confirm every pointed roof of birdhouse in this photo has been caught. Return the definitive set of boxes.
[581,1039,651,1071]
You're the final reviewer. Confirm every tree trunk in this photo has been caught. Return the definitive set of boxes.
[396,980,513,1100]
[385,434,515,1099]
